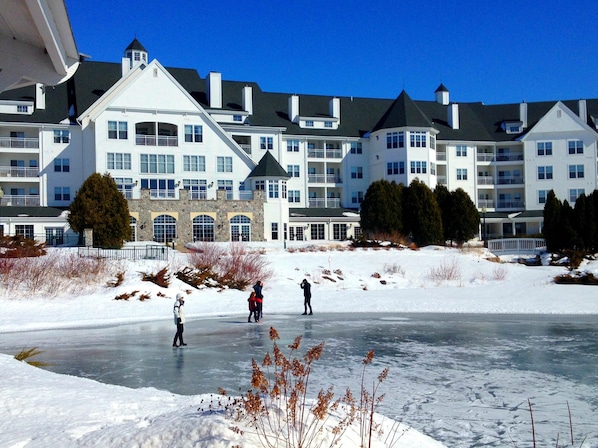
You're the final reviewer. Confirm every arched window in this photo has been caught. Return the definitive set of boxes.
[193,215,215,242]
[153,215,177,243]
[230,215,251,241]
[129,216,137,242]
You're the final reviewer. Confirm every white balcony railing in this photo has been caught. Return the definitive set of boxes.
[0,137,39,149]
[308,198,341,208]
[307,174,341,184]
[497,176,524,185]
[1,195,40,206]
[477,199,495,209]
[135,135,178,147]
[149,188,177,199]
[307,148,343,159]
[0,166,40,177]
[477,177,494,185]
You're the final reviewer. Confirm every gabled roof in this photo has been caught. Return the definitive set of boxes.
[372,90,433,131]
[435,83,449,93]
[247,151,290,178]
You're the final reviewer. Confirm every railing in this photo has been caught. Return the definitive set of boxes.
[0,166,40,177]
[189,190,208,200]
[78,245,169,261]
[239,191,254,200]
[477,177,494,185]
[308,198,341,208]
[476,153,494,162]
[307,174,341,183]
[0,195,40,206]
[497,176,524,185]
[0,137,39,149]
[436,152,446,161]
[487,238,546,255]
[135,135,178,146]
[436,176,447,185]
[477,199,495,208]
[149,189,177,199]
[496,200,524,209]
[307,148,343,159]
[496,154,524,161]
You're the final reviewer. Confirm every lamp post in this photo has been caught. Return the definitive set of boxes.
[481,207,487,245]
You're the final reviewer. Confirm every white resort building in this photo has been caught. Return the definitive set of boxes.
[1,38,598,245]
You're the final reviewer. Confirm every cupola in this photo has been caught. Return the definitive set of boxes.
[122,38,148,75]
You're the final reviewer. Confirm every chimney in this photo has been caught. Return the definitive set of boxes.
[579,99,587,122]
[243,86,253,115]
[520,101,528,129]
[121,57,131,77]
[35,83,45,110]
[288,95,299,123]
[448,103,459,130]
[329,97,340,124]
[207,72,222,108]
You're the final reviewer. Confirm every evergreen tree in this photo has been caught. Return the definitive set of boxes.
[573,193,592,250]
[404,179,443,246]
[360,180,403,236]
[543,190,561,251]
[560,200,578,250]
[68,173,132,248]
[434,184,453,243]
[450,188,481,245]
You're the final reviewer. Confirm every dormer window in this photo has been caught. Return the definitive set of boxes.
[502,121,523,134]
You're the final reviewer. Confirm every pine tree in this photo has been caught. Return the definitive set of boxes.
[450,188,480,245]
[68,173,132,248]
[360,180,403,237]
[404,179,443,246]
[543,190,561,251]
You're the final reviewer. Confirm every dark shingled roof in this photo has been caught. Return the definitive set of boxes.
[372,90,433,132]
[0,206,67,217]
[247,151,290,178]
[125,38,147,53]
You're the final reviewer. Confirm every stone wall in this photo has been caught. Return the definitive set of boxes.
[127,189,265,244]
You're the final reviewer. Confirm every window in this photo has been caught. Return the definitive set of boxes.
[310,224,325,240]
[233,115,242,122]
[430,135,436,150]
[456,145,467,157]
[457,168,468,180]
[288,190,301,203]
[53,158,70,172]
[183,155,206,172]
[350,142,362,154]
[230,215,251,241]
[140,154,175,173]
[271,223,279,240]
[410,131,426,148]
[46,227,64,246]
[17,105,29,113]
[217,180,233,199]
[538,190,549,204]
[153,215,177,243]
[183,179,207,199]
[351,166,363,179]
[287,140,299,152]
[410,161,427,174]
[260,137,273,150]
[568,140,583,155]
[268,181,279,198]
[53,129,70,144]
[184,125,203,143]
[217,156,233,173]
[537,166,553,180]
[352,191,364,204]
[108,121,128,140]
[324,121,333,128]
[387,161,404,175]
[430,162,436,175]
[287,165,300,177]
[54,187,70,201]
[193,215,214,242]
[255,180,265,191]
[107,153,131,170]
[333,224,347,241]
[537,141,552,156]
[305,120,314,127]
[569,164,584,179]
[569,188,585,203]
[114,177,134,198]
[386,132,398,149]
[15,225,34,239]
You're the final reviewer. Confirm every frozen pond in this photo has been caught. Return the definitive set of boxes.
[2,313,597,447]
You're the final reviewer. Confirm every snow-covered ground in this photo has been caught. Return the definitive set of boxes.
[1,242,598,447]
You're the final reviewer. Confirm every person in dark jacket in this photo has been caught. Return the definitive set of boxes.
[300,278,312,315]
[247,291,259,323]
[253,281,264,321]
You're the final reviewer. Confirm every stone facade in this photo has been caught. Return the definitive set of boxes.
[127,189,265,244]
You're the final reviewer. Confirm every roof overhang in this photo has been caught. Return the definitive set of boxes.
[0,0,80,92]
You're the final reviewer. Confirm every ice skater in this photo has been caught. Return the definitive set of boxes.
[173,293,187,347]
[301,278,312,315]
[253,280,264,321]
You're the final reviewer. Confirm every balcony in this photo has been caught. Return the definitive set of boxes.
[135,135,178,147]
[497,176,524,185]
[496,153,523,162]
[308,198,341,208]
[477,176,494,185]
[436,152,446,161]
[476,153,494,162]
[307,174,342,184]
[149,188,177,199]
[0,166,40,177]
[477,199,495,209]
[1,195,40,206]
[497,200,524,209]
[307,148,343,159]
[0,137,39,149]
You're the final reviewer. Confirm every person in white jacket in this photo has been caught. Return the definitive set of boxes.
[173,293,187,347]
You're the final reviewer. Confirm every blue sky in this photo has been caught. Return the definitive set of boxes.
[65,0,597,105]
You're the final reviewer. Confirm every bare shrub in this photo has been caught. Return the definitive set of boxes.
[140,266,171,288]
[188,243,227,269]
[383,263,405,276]
[14,347,50,367]
[106,272,125,287]
[492,266,508,281]
[217,244,272,289]
[427,258,462,282]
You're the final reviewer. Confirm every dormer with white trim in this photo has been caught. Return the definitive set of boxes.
[288,94,340,130]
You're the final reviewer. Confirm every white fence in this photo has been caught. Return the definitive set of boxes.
[487,238,546,255]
